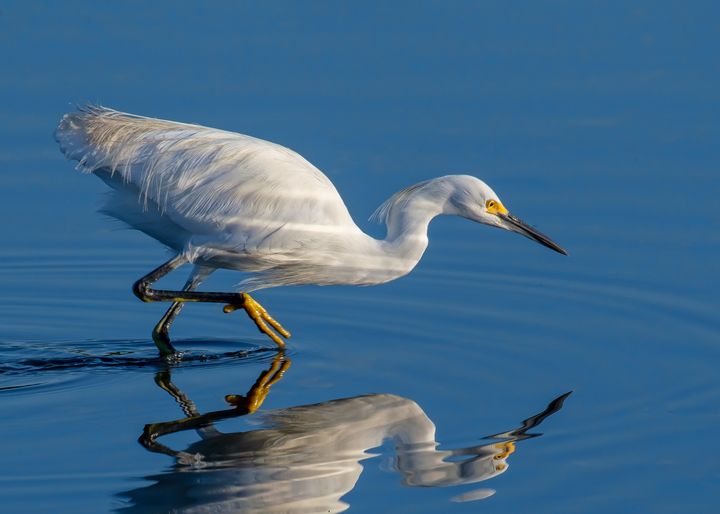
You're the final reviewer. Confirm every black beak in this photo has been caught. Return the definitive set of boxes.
[498,213,568,255]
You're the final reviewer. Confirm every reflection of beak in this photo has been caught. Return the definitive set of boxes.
[498,213,568,255]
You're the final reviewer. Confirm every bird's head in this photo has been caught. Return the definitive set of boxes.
[445,175,567,255]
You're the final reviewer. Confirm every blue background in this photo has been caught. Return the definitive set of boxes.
[0,2,718,513]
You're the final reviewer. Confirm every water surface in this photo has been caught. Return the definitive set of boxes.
[1,2,718,513]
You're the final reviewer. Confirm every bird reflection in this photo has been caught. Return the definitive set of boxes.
[119,354,570,513]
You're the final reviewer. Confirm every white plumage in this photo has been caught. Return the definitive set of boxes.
[56,106,379,290]
[55,106,565,349]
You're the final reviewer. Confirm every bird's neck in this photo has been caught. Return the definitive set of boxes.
[378,183,453,267]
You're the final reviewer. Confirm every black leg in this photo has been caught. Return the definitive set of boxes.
[133,255,290,351]
[151,266,215,356]
[133,255,245,306]
[151,304,183,356]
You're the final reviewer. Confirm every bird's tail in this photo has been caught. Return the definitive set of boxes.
[55,105,191,174]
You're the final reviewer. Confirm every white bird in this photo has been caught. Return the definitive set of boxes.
[55,106,566,355]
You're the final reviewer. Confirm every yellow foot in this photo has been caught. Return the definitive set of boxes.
[223,294,291,347]
[225,354,291,413]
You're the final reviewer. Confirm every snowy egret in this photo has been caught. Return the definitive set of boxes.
[56,106,566,355]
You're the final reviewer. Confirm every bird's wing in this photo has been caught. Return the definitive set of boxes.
[55,107,360,256]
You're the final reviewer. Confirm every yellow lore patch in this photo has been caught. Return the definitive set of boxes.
[485,199,509,215]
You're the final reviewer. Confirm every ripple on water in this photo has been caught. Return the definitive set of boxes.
[0,338,283,395]
[399,267,718,346]
[305,266,715,357]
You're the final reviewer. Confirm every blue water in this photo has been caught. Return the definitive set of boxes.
[1,2,719,513]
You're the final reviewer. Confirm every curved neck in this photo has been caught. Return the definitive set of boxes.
[378,181,453,265]
[384,197,441,243]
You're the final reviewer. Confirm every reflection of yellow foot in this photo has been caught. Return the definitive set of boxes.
[225,355,291,413]
[492,441,516,472]
[223,294,291,347]
[493,441,516,460]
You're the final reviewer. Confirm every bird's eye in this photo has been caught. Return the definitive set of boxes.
[486,200,496,209]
